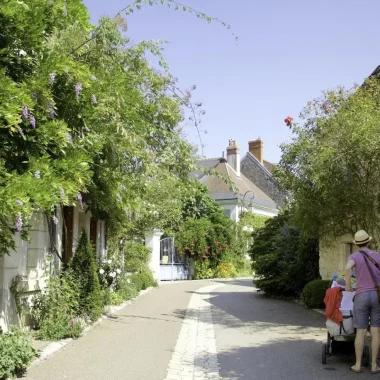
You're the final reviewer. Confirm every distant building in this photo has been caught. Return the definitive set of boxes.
[193,139,282,222]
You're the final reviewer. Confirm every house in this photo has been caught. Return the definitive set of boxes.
[195,139,281,222]
[0,204,107,332]
[240,139,285,208]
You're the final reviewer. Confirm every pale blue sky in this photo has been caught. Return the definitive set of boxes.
[84,0,379,163]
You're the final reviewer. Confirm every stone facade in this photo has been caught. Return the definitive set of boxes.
[240,153,284,207]
[319,234,355,280]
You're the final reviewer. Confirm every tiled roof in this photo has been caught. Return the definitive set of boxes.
[189,157,224,179]
[198,161,278,211]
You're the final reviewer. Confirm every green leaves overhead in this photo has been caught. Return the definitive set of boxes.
[275,78,380,241]
[0,0,217,255]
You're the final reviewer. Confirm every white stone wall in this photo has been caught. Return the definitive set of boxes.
[0,206,106,332]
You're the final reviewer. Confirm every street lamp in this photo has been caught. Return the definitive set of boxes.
[240,190,255,216]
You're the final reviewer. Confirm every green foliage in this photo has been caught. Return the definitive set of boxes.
[0,327,37,379]
[239,212,269,230]
[70,231,102,321]
[0,0,227,256]
[175,214,233,264]
[215,262,237,278]
[109,292,125,306]
[251,211,320,298]
[301,280,331,309]
[123,242,151,272]
[31,269,83,340]
[115,273,139,300]
[276,78,380,241]
[130,268,157,291]
[194,260,214,279]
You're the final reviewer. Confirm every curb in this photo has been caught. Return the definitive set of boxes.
[29,286,155,368]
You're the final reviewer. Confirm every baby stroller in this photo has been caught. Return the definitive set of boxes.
[322,281,370,365]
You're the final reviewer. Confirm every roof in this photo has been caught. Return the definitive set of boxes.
[263,159,275,173]
[189,157,224,179]
[198,161,278,211]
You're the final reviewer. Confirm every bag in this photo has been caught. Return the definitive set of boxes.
[360,250,380,302]
[326,310,355,336]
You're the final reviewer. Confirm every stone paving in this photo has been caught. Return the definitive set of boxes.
[164,283,224,380]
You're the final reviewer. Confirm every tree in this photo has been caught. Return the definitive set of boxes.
[250,211,320,297]
[70,231,102,320]
[0,0,228,257]
[275,78,380,243]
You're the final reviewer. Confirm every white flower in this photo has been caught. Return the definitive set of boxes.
[107,260,112,264]
[116,269,121,274]
[127,279,131,284]
[110,272,116,278]
[99,269,105,275]
[19,49,27,56]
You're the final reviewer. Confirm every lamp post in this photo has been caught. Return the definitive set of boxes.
[240,190,255,217]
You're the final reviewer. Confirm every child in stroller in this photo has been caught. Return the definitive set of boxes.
[322,273,370,365]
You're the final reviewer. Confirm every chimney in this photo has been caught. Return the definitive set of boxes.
[249,139,264,165]
[226,139,240,176]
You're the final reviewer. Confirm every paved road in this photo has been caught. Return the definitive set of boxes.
[23,279,368,379]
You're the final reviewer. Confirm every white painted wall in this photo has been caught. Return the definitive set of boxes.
[0,206,106,332]
[145,230,163,284]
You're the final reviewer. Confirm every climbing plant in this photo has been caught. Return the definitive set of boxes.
[0,0,233,257]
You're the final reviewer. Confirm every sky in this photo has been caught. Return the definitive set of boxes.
[83,0,380,163]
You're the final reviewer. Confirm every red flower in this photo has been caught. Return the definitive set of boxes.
[284,116,293,127]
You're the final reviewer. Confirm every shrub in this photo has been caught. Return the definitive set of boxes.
[301,280,331,309]
[215,262,237,278]
[109,292,124,306]
[97,255,123,291]
[70,231,103,321]
[124,243,151,272]
[116,274,139,300]
[31,270,83,341]
[251,211,320,298]
[0,327,37,379]
[194,260,214,279]
[130,268,157,291]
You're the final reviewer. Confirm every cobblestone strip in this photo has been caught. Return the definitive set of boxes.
[164,283,224,380]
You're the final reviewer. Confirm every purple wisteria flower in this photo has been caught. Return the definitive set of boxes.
[30,115,36,128]
[16,200,23,206]
[15,215,23,232]
[74,83,83,97]
[63,2,67,16]
[49,73,56,85]
[22,105,29,119]
[64,132,73,145]
[52,216,58,225]
[48,103,55,119]
[60,187,65,201]
[91,95,97,104]
[34,170,40,179]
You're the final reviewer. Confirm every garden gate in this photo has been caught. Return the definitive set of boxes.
[159,237,189,281]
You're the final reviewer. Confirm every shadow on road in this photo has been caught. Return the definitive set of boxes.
[169,280,324,330]
[196,340,357,380]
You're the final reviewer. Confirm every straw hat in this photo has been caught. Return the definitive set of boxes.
[353,230,372,245]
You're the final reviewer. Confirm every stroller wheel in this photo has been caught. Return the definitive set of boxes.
[363,345,370,367]
[322,343,327,364]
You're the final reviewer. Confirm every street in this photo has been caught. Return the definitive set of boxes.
[23,279,362,380]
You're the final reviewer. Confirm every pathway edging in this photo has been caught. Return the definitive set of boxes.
[29,286,155,368]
